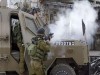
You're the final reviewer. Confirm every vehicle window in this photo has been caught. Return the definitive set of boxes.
[25,17,38,35]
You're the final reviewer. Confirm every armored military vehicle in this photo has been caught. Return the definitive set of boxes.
[0,0,89,75]
[0,0,45,75]
[45,40,89,75]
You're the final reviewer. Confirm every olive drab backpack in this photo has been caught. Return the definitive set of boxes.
[27,44,37,56]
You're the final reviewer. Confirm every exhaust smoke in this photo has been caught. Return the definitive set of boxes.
[48,0,98,45]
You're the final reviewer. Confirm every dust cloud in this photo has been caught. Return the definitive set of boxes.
[48,0,98,45]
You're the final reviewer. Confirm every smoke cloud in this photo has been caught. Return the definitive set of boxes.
[48,0,98,45]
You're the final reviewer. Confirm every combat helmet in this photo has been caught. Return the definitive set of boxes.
[37,28,45,35]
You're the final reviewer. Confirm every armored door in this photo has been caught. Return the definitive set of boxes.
[18,11,43,74]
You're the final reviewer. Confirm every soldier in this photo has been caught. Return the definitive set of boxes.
[29,7,41,17]
[28,28,50,75]
[12,22,25,75]
[21,2,31,13]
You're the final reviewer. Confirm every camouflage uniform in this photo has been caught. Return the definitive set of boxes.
[13,22,25,75]
[28,28,50,75]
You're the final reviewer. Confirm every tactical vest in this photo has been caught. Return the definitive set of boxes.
[28,43,45,60]
[28,39,49,60]
[28,44,37,56]
[35,48,45,60]
[35,40,48,60]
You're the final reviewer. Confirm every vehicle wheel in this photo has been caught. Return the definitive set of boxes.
[50,64,76,75]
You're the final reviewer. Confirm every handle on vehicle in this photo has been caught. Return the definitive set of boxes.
[0,35,8,41]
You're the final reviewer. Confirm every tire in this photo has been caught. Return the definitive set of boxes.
[50,64,76,75]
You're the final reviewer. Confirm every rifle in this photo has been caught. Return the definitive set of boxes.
[32,33,53,43]
[44,33,54,41]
